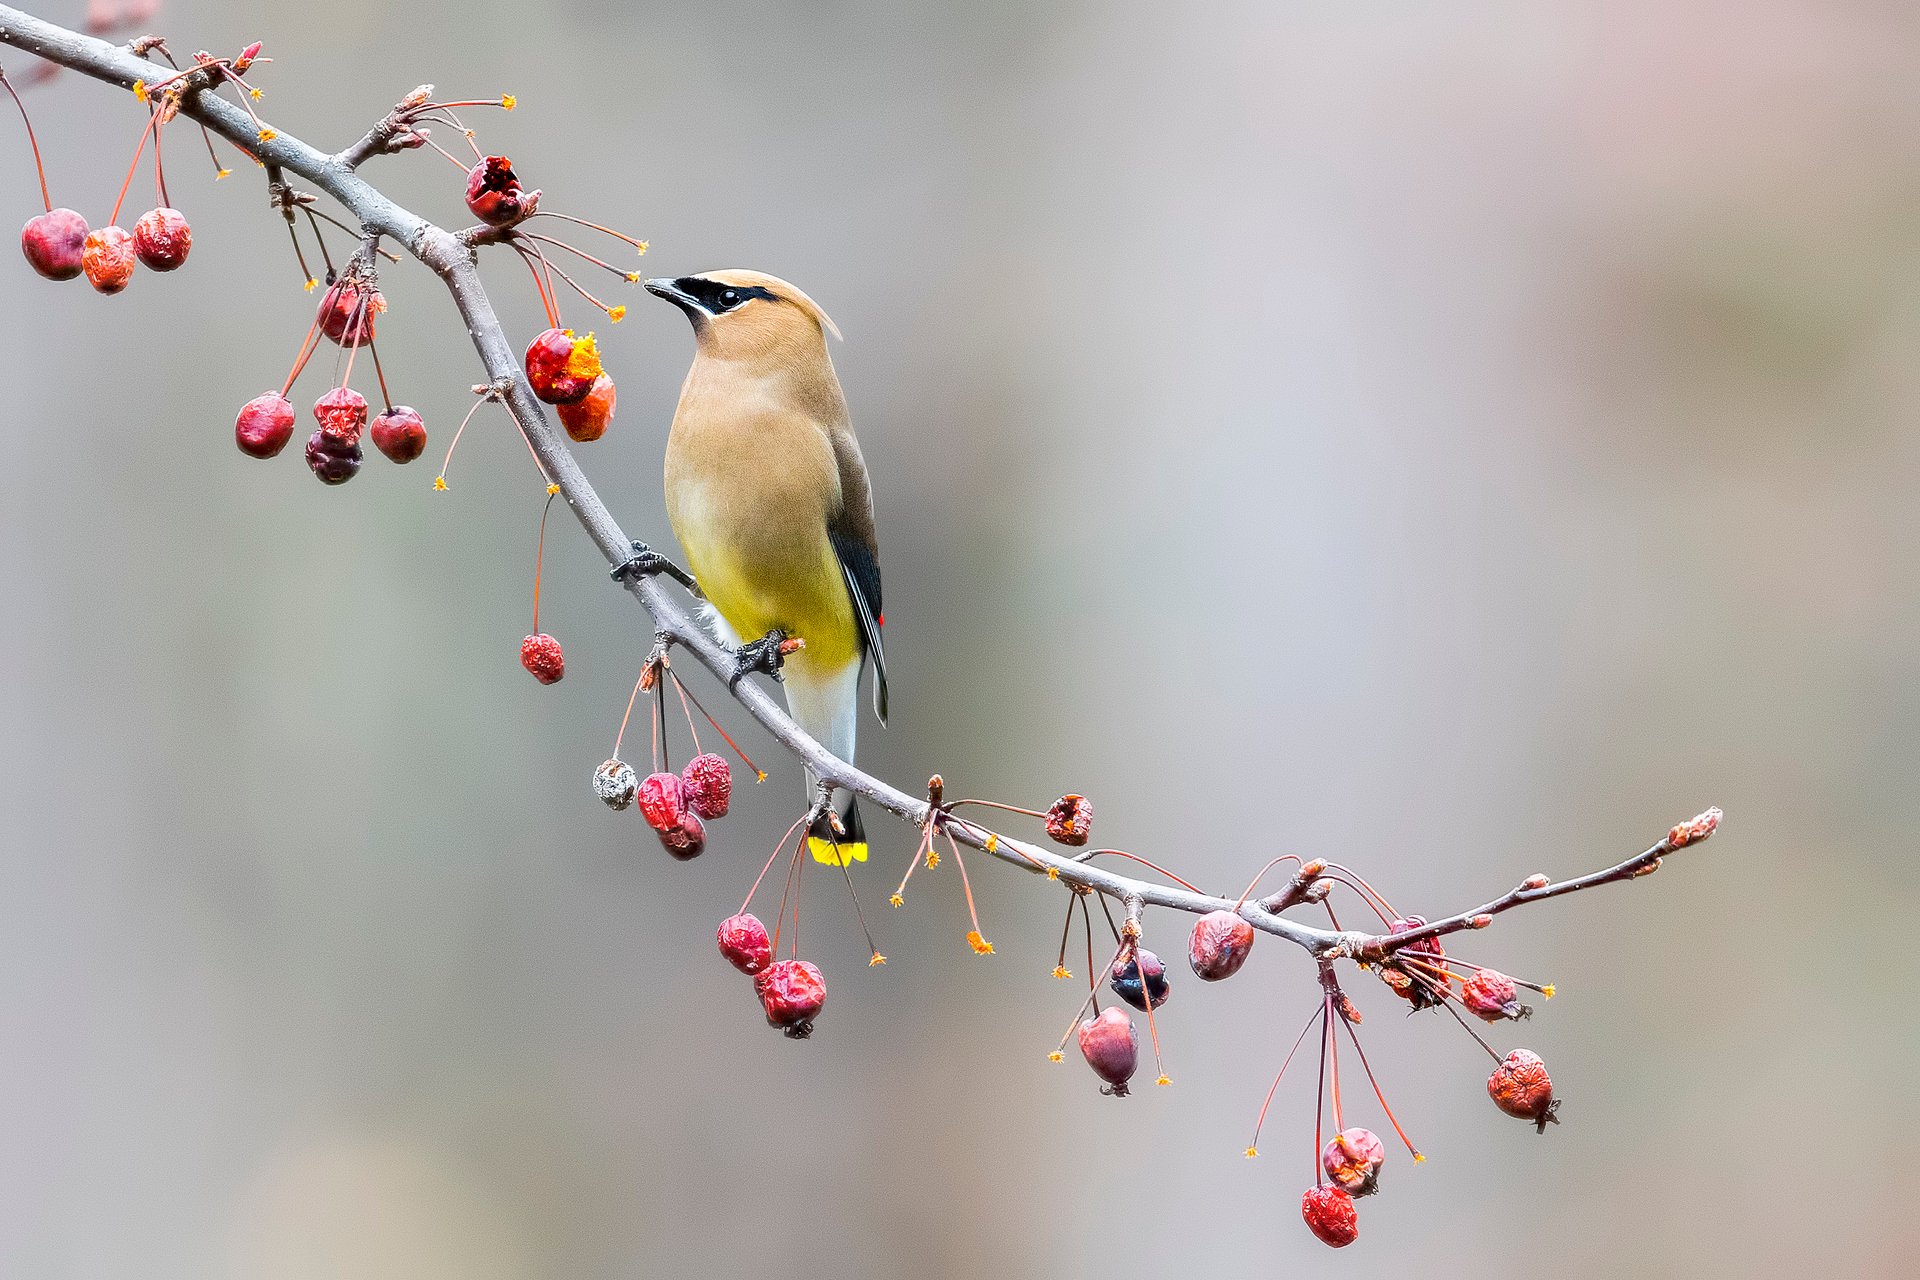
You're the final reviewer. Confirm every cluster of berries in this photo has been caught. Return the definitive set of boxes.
[716,912,826,1037]
[10,64,192,292]
[597,751,733,862]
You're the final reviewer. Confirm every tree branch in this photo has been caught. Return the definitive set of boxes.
[0,5,1718,970]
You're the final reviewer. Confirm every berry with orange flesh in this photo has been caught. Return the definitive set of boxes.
[81,225,135,294]
[556,373,616,442]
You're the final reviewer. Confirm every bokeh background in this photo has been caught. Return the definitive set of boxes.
[3,0,1916,1275]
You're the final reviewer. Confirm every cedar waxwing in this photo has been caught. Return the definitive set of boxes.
[646,270,887,866]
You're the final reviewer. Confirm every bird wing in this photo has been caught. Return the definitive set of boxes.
[827,427,888,724]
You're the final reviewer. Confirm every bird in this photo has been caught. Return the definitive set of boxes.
[644,270,887,867]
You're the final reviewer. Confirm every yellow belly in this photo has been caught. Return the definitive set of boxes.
[674,491,860,673]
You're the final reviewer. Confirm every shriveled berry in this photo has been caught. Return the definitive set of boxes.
[1461,969,1530,1022]
[1321,1127,1386,1196]
[313,386,369,445]
[1045,793,1092,846]
[680,752,731,820]
[717,912,773,975]
[234,391,296,459]
[556,373,616,442]
[20,208,88,280]
[131,207,191,271]
[1077,1006,1138,1095]
[1488,1049,1559,1131]
[81,225,135,294]
[303,430,362,484]
[593,758,638,810]
[1109,948,1170,1011]
[1301,1185,1359,1248]
[317,280,382,346]
[659,810,706,860]
[465,155,530,225]
[637,771,685,832]
[1188,909,1255,981]
[369,406,427,463]
[524,327,601,405]
[1384,915,1448,1008]
[520,632,564,684]
[755,958,825,1037]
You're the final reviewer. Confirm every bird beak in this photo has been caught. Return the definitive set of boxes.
[644,277,701,312]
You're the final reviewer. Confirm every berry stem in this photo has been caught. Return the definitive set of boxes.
[521,232,642,282]
[1326,991,1345,1132]
[367,335,395,413]
[513,241,562,329]
[1232,854,1305,909]
[108,104,161,226]
[278,311,325,398]
[1337,1014,1423,1160]
[667,673,766,781]
[1075,850,1203,894]
[943,829,993,954]
[1439,997,1505,1064]
[610,656,649,761]
[434,393,490,490]
[1246,1002,1323,1158]
[531,486,557,632]
[668,668,704,755]
[0,68,54,210]
[515,240,624,322]
[532,210,650,253]
[739,812,812,917]
[1313,999,1330,1185]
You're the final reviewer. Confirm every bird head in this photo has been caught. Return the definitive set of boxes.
[644,269,841,363]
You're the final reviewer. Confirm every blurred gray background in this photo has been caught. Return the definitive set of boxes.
[3,0,1915,1275]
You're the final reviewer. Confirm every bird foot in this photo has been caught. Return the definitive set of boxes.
[731,629,802,685]
[610,540,700,595]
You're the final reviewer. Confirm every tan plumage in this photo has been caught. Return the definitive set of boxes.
[649,270,886,864]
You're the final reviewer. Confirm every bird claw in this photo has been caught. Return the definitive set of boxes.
[731,628,795,684]
[610,540,699,594]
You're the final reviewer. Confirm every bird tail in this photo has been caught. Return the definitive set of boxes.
[808,794,868,866]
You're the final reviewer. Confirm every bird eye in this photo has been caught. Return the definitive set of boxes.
[720,289,739,307]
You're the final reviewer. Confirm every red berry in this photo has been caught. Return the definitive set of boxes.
[637,771,685,832]
[717,912,773,975]
[556,373,616,442]
[521,633,565,684]
[317,280,382,346]
[131,207,191,271]
[755,958,825,1037]
[303,430,362,484]
[658,810,706,860]
[1077,1006,1138,1095]
[1321,1127,1386,1196]
[1488,1049,1560,1131]
[81,225,135,294]
[593,758,638,810]
[1044,793,1092,846]
[20,208,88,280]
[313,386,369,445]
[234,391,296,459]
[1109,948,1170,1011]
[465,155,531,225]
[1188,909,1255,981]
[523,327,601,405]
[369,405,427,463]
[680,752,732,820]
[1301,1185,1359,1248]
[1461,969,1529,1022]
[1384,915,1448,1008]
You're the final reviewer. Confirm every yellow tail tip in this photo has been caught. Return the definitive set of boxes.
[808,837,868,866]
